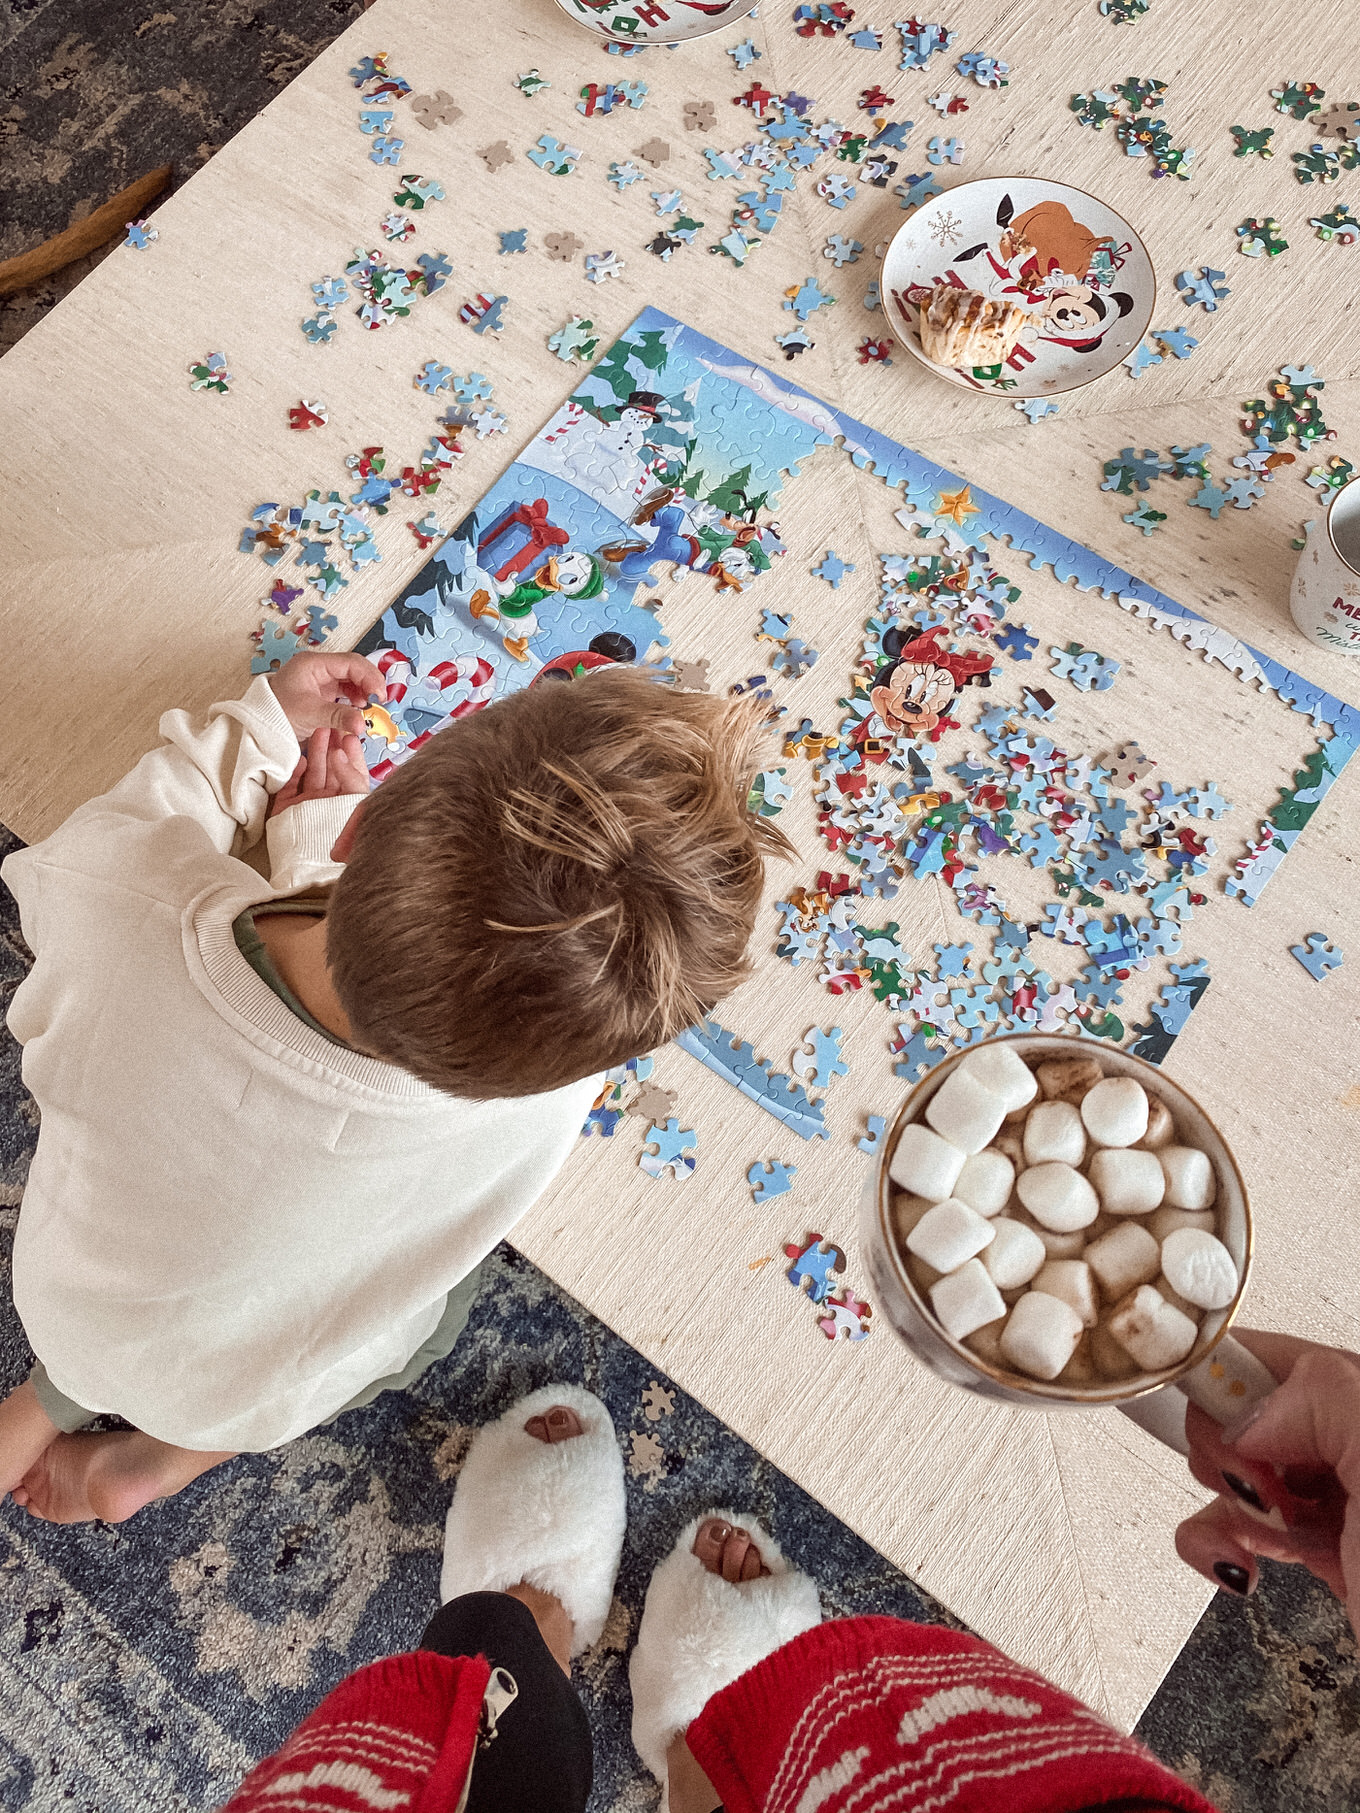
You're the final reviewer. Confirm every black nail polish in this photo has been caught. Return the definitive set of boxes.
[1213,1562,1250,1595]
[1222,1470,1266,1512]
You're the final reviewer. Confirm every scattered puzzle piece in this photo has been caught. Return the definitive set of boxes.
[1230,124,1274,158]
[640,1118,698,1180]
[1236,217,1288,257]
[792,1026,849,1090]
[527,134,582,176]
[813,550,854,587]
[857,1114,887,1156]
[640,1382,676,1423]
[818,1291,873,1341]
[627,1429,666,1482]
[784,1233,846,1304]
[748,1158,798,1203]
[189,351,231,393]
[1291,932,1343,980]
[410,90,460,129]
[1175,267,1230,311]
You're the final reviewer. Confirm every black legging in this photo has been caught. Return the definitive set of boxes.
[419,1592,594,1812]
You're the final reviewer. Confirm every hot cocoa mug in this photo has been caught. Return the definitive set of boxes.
[860,1034,1276,1454]
[1290,476,1360,654]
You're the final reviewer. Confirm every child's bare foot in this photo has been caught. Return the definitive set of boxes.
[13,1430,236,1524]
[0,1380,62,1501]
[503,1404,585,1673]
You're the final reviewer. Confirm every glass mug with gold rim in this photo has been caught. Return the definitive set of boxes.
[860,1033,1276,1456]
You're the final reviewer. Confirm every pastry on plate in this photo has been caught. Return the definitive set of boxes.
[918,284,1034,367]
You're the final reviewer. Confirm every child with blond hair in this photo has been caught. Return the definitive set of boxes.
[0,652,786,1521]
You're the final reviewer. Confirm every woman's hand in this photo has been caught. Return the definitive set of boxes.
[1178,1327,1360,1639]
[267,650,388,740]
[268,727,371,818]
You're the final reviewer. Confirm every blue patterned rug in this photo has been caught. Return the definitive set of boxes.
[0,824,1356,1811]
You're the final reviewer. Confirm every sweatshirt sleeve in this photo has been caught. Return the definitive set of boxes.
[265,793,366,894]
[42,675,298,859]
[0,677,301,954]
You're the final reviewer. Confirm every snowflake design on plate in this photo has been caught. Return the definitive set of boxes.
[929,208,964,247]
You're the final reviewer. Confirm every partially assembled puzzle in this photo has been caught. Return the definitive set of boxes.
[350,307,1358,1116]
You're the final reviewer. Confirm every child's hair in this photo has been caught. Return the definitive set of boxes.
[327,667,792,1098]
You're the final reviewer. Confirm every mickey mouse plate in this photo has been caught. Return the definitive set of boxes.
[881,177,1156,397]
[553,0,756,46]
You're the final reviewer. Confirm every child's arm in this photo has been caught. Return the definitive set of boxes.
[264,726,372,892]
[1,653,384,946]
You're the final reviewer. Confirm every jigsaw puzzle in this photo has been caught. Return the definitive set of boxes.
[342,309,1359,1093]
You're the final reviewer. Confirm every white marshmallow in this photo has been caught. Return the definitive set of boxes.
[980,1217,1047,1289]
[1150,1206,1217,1243]
[1084,1222,1161,1301]
[953,1148,1015,1218]
[1159,1145,1217,1211]
[1023,1100,1086,1167]
[999,1289,1085,1380]
[959,1042,1038,1114]
[1033,1258,1099,1328]
[889,1123,966,1201]
[906,1198,995,1272]
[1160,1227,1239,1310]
[930,1258,1006,1342]
[1080,1076,1148,1148]
[925,1067,1007,1155]
[1137,1097,1175,1150]
[1109,1284,1199,1371]
[1016,1161,1099,1232]
[1089,1147,1164,1216]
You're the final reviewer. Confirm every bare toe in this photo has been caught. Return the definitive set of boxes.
[524,1404,585,1444]
[692,1518,769,1581]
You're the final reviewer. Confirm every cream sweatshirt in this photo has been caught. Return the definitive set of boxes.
[1,676,599,1452]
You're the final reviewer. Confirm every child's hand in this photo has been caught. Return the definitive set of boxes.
[268,727,371,819]
[268,651,388,740]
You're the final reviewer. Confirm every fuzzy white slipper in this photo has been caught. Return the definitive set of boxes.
[629,1510,822,1790]
[439,1383,626,1656]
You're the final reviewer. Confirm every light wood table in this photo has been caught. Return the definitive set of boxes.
[2,0,1357,1732]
